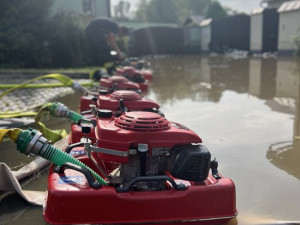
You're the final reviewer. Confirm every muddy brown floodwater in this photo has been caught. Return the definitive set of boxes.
[0,55,299,225]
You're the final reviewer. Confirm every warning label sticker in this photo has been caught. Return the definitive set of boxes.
[58,175,84,184]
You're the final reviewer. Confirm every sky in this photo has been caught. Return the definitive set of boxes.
[218,0,262,13]
[110,0,263,15]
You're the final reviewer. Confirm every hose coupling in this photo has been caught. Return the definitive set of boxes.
[16,128,48,157]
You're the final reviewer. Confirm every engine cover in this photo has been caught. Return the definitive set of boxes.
[98,90,160,113]
[96,111,202,162]
[73,93,162,144]
[100,76,141,92]
[116,66,153,81]
[94,111,211,182]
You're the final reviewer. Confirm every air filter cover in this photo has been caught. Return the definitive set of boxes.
[115,111,170,131]
[110,90,142,101]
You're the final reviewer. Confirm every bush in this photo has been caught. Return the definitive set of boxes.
[46,12,90,68]
[0,0,53,68]
[0,0,90,68]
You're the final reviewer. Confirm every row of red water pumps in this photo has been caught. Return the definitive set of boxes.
[44,61,237,225]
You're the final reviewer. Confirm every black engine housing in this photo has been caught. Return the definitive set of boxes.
[172,145,211,182]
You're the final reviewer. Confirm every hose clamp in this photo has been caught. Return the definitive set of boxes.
[55,103,68,118]
[24,131,43,156]
[71,82,90,94]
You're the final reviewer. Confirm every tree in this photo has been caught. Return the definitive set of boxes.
[146,0,178,23]
[294,32,300,57]
[46,12,89,67]
[0,0,53,67]
[224,6,239,16]
[113,0,131,21]
[133,0,229,24]
[134,0,149,22]
[176,0,210,24]
[205,1,227,20]
[0,0,90,68]
[134,0,178,23]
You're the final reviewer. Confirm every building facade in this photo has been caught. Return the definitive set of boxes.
[200,19,212,53]
[210,14,250,52]
[250,8,279,53]
[277,1,300,55]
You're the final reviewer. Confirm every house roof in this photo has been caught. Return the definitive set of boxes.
[278,0,300,12]
[252,8,265,15]
[200,18,212,27]
[118,22,179,30]
[183,15,205,27]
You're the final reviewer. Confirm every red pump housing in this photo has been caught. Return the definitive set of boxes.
[80,95,98,112]
[100,76,141,92]
[95,111,200,163]
[72,91,161,144]
[98,90,159,112]
[116,66,153,81]
[44,111,237,224]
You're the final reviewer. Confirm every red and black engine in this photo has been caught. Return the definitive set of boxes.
[98,90,160,114]
[116,66,153,81]
[94,111,211,188]
[100,75,142,92]
[73,91,162,144]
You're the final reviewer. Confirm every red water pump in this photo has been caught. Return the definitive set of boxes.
[80,90,159,112]
[114,66,150,91]
[100,75,142,92]
[116,66,153,81]
[98,90,159,113]
[73,90,162,144]
[45,111,237,224]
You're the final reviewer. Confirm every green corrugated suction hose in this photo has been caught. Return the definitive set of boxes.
[34,102,93,143]
[48,102,83,123]
[0,128,107,186]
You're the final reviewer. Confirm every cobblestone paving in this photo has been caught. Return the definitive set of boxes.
[0,78,90,112]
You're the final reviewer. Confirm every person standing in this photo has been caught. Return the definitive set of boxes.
[85,17,129,66]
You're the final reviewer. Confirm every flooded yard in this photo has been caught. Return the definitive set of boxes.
[0,55,300,224]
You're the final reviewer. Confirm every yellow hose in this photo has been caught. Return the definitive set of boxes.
[0,129,22,143]
[0,112,38,118]
[0,73,74,98]
[0,73,93,118]
[34,103,68,143]
[0,82,93,89]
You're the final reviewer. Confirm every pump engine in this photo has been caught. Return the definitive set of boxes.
[88,111,211,190]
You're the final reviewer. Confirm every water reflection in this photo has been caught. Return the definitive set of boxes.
[148,55,300,224]
[249,59,277,99]
[152,56,299,177]
[150,56,251,104]
[267,62,300,180]
[267,140,300,180]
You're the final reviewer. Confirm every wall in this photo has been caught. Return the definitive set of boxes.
[278,10,300,54]
[129,27,184,56]
[200,25,211,52]
[210,14,250,52]
[250,13,263,52]
[182,27,202,53]
[262,8,279,52]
